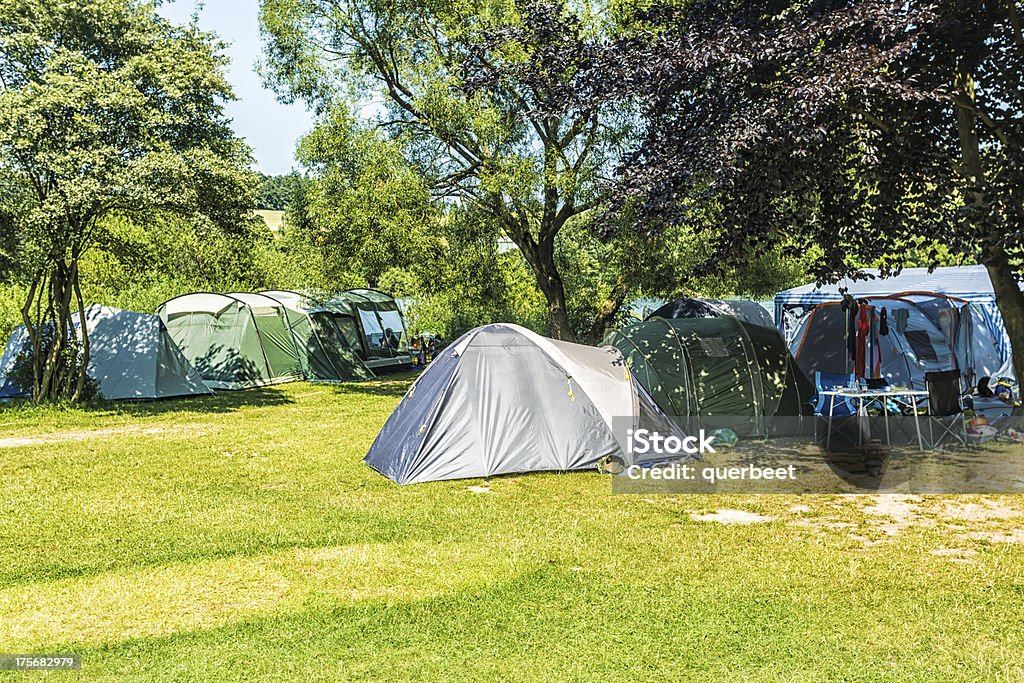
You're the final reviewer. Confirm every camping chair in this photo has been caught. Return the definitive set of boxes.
[814,372,856,417]
[924,369,967,448]
[814,372,858,448]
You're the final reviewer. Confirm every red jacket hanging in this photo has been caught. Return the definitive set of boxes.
[855,303,870,378]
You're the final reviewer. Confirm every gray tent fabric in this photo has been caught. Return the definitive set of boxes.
[0,305,211,400]
[774,265,1016,367]
[365,323,686,484]
[0,326,30,398]
[789,294,1003,389]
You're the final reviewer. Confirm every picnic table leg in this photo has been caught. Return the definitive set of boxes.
[883,395,890,445]
[826,394,835,450]
[858,397,864,447]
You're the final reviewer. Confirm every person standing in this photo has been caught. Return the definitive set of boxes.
[411,335,422,367]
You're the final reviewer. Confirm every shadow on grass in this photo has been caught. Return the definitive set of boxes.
[0,505,446,589]
[61,566,817,680]
[0,371,421,415]
[68,569,570,671]
[0,385,295,418]
[326,371,418,399]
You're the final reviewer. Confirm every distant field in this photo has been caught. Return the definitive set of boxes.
[1,377,1023,681]
[255,209,286,233]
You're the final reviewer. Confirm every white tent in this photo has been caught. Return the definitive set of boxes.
[0,305,211,400]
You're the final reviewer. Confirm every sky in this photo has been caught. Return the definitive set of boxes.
[158,0,316,175]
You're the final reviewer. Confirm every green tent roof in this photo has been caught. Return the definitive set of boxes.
[157,293,303,390]
[604,316,813,437]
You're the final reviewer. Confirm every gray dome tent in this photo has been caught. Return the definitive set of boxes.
[364,323,683,484]
[0,305,210,400]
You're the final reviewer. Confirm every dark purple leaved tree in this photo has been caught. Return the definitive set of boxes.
[471,0,1024,387]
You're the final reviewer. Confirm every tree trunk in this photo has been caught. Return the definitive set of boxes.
[954,64,1024,410]
[984,245,1024,396]
[518,233,576,342]
[71,258,90,402]
[20,272,42,398]
[21,255,88,403]
[586,277,628,344]
[532,245,575,342]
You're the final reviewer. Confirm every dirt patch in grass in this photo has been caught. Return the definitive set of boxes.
[0,425,165,448]
[0,424,208,449]
[781,495,1024,549]
[960,529,1024,544]
[938,500,1021,521]
[861,494,923,521]
[930,547,978,563]
[691,509,776,524]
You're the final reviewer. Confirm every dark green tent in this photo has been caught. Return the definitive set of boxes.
[260,290,373,381]
[321,289,412,372]
[604,316,813,436]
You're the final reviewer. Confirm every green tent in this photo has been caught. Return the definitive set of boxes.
[604,316,814,436]
[157,292,303,390]
[260,290,374,381]
[321,289,413,372]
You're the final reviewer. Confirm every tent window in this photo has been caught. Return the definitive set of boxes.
[904,330,939,362]
[378,310,407,350]
[358,309,385,349]
[696,337,730,358]
[332,315,361,350]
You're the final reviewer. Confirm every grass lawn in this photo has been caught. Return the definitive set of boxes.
[2,375,1023,681]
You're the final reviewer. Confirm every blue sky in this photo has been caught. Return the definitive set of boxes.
[158,1,315,175]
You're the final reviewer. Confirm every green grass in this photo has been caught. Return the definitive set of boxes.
[1,376,1023,681]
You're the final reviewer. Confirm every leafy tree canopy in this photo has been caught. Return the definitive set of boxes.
[0,0,257,401]
[493,0,1024,381]
[257,172,308,210]
[260,0,638,340]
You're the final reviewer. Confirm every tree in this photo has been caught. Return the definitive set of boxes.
[0,0,255,401]
[257,172,308,210]
[502,0,1024,382]
[284,112,550,336]
[260,0,629,340]
[288,110,436,286]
